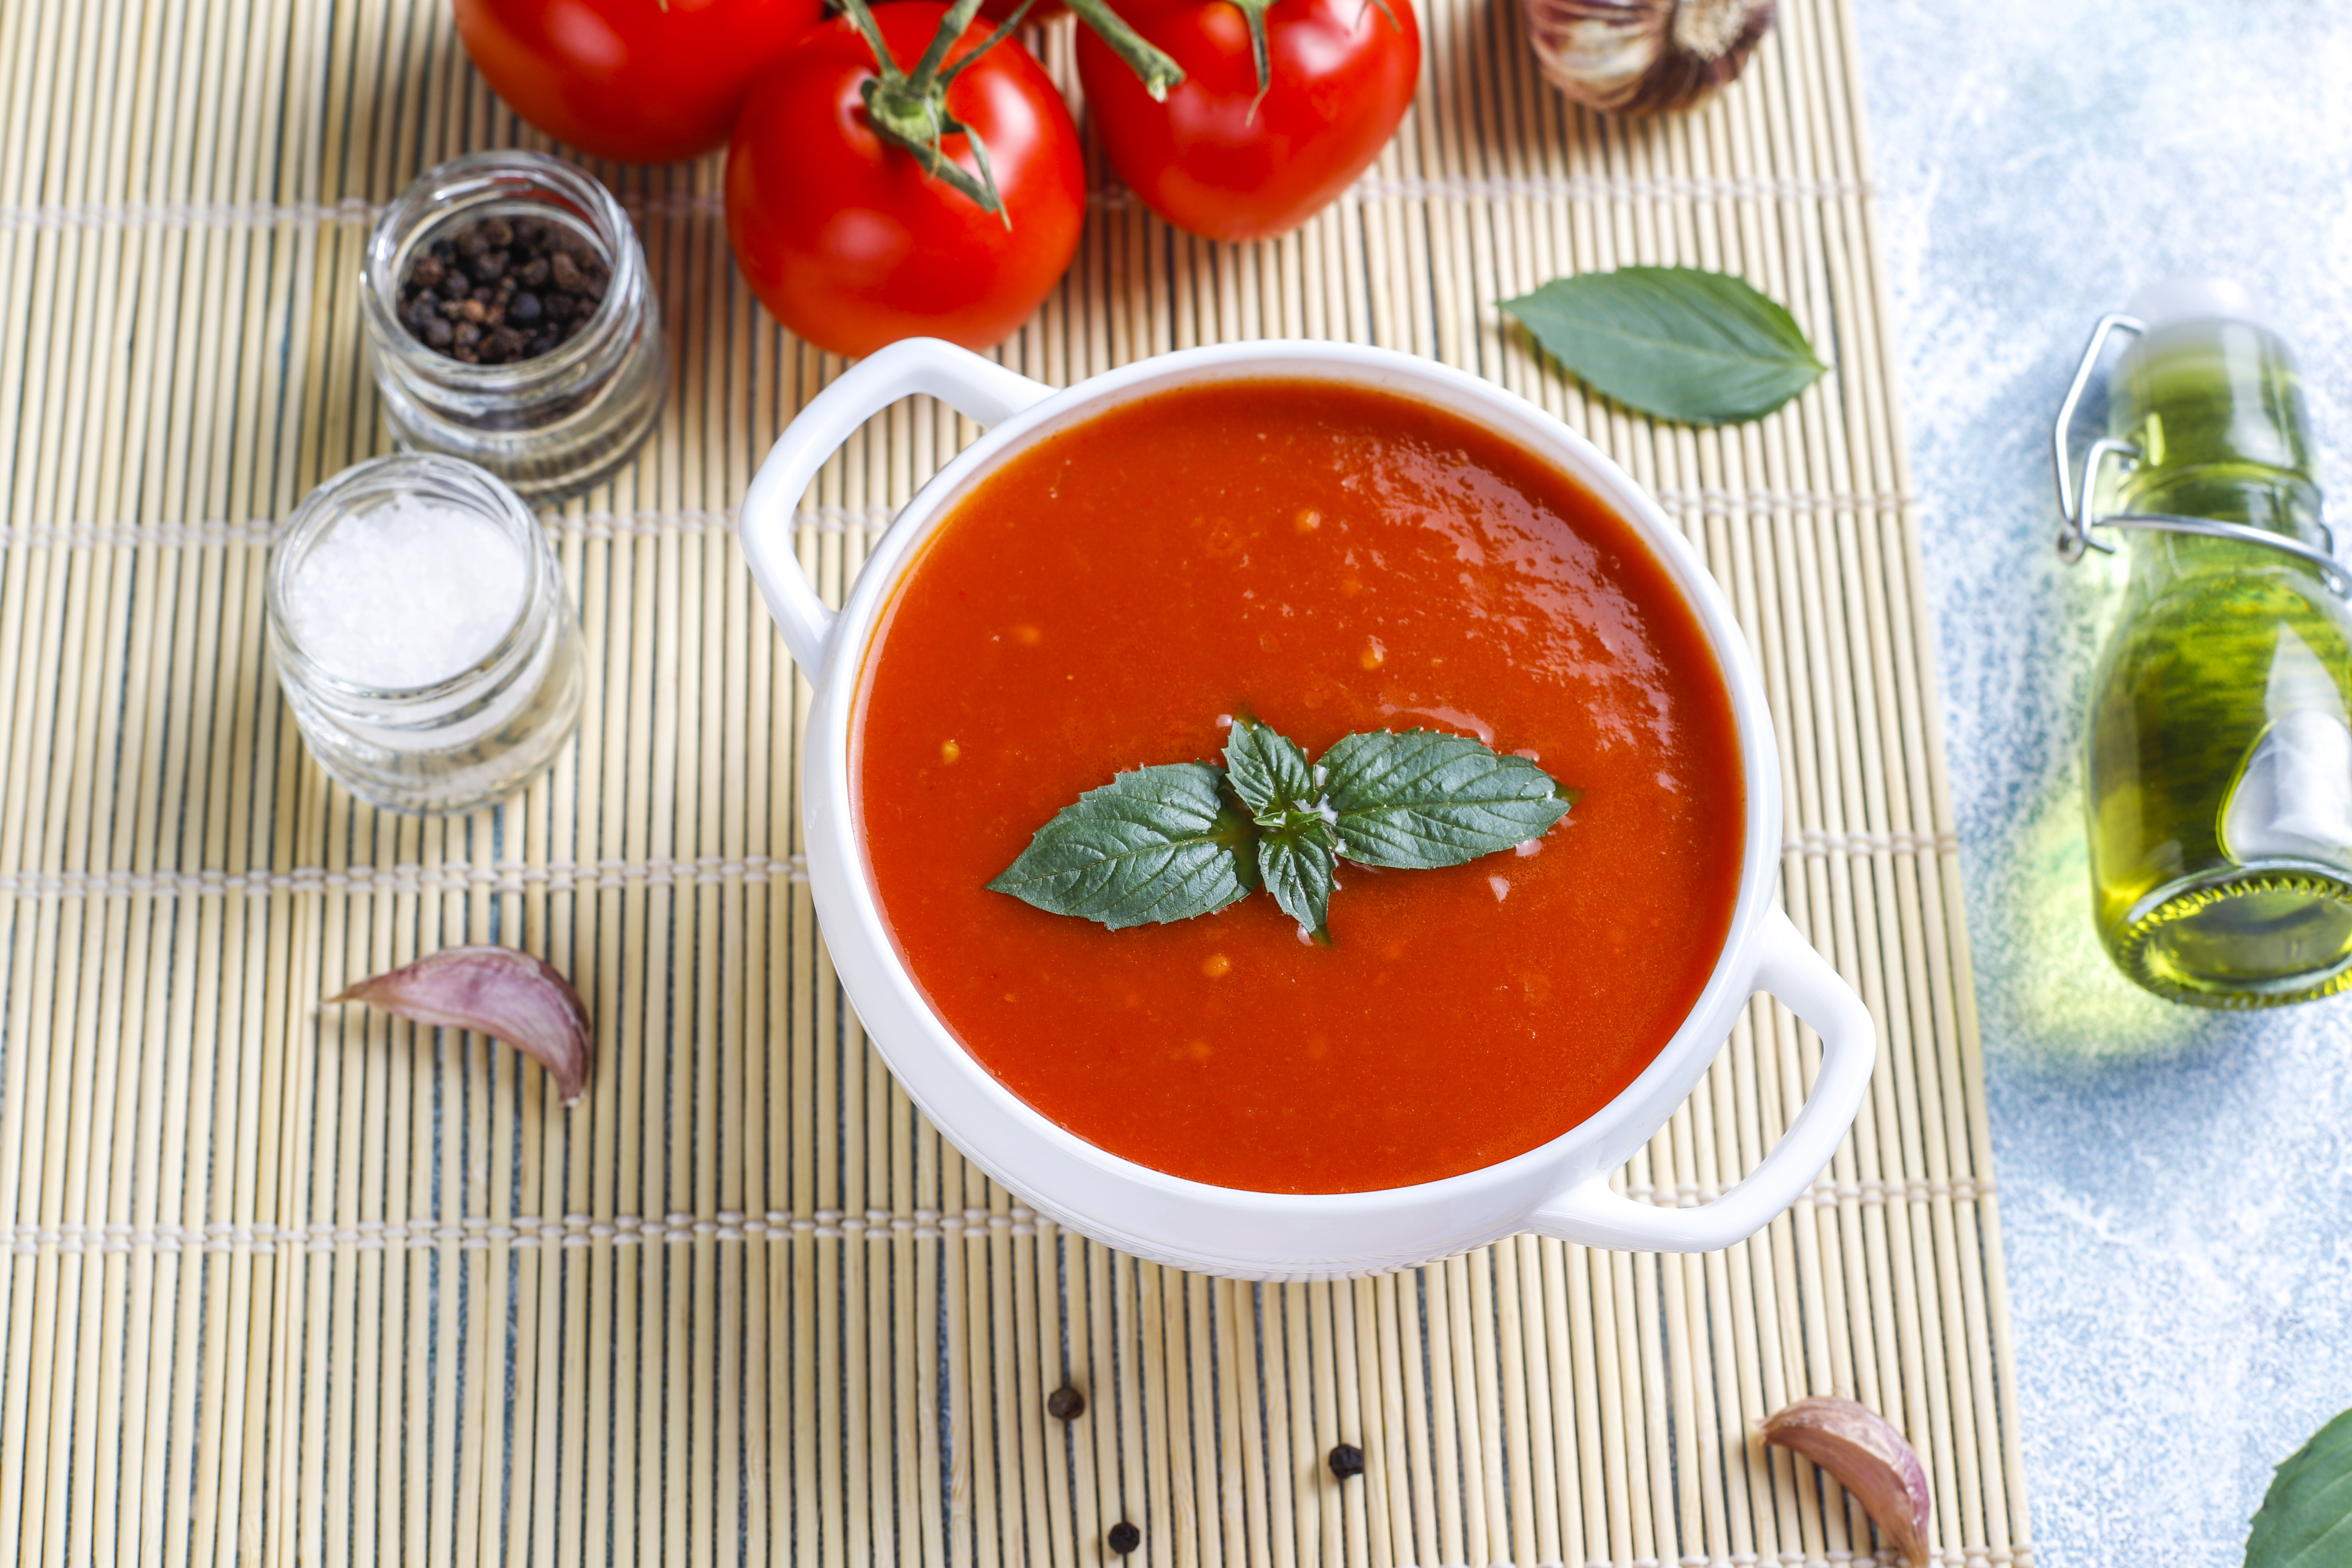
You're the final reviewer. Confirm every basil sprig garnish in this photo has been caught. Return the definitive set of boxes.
[1498,265,1827,427]
[986,717,1577,940]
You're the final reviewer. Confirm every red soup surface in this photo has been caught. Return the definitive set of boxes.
[855,379,1744,1193]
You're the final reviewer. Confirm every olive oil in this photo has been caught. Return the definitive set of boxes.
[2084,283,2352,1005]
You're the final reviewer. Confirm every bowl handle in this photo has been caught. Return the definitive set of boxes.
[1527,906,1876,1253]
[740,338,1058,672]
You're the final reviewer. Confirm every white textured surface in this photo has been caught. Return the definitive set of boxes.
[285,493,526,690]
[1856,0,2352,1560]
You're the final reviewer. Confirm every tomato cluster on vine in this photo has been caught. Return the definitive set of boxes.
[453,0,1421,357]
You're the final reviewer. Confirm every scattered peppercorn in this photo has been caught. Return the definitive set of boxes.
[1106,1522,1141,1556]
[396,216,609,366]
[1328,1443,1365,1480]
[1047,1385,1086,1421]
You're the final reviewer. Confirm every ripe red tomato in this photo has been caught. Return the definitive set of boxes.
[725,4,1086,357]
[453,0,822,164]
[1076,0,1421,242]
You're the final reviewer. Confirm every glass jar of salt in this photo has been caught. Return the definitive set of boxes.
[362,150,665,503]
[268,454,585,816]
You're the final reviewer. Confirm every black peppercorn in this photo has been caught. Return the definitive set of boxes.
[1046,1385,1085,1421]
[1327,1443,1365,1480]
[396,214,608,364]
[1106,1523,1141,1556]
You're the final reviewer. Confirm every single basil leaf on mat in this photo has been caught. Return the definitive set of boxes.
[1321,729,1576,870]
[985,763,1260,929]
[2248,1407,2352,1568]
[1498,265,1827,427]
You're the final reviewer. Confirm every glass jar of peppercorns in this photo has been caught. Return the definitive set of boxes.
[362,150,665,504]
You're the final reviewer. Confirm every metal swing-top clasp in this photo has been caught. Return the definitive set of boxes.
[2052,312,2349,596]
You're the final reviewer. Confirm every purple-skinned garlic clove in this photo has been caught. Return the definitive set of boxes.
[331,945,593,1105]
[1760,1395,1931,1568]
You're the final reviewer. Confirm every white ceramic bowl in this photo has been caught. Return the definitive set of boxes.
[741,338,1874,1280]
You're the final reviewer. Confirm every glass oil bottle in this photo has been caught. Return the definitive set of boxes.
[2058,278,2352,1006]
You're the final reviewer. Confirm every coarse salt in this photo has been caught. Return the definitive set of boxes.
[286,493,529,690]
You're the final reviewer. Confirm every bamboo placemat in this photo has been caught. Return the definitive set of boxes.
[0,0,2026,1563]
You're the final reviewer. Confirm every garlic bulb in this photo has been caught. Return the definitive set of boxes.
[1522,0,1776,116]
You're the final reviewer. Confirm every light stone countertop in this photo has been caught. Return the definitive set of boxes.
[1853,0,2352,1561]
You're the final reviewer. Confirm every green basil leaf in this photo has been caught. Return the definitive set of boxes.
[1224,717,1340,938]
[1223,716,1317,819]
[2249,1408,2352,1568]
[1321,729,1575,870]
[1499,265,1827,427]
[1256,820,1338,940]
[985,763,1260,929]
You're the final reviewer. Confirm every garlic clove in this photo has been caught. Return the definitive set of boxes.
[1521,0,1776,116]
[331,945,594,1106]
[1759,1395,1932,1568]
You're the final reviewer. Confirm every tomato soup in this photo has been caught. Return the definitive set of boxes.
[854,380,1743,1194]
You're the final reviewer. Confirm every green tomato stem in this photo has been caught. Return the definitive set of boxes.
[1230,0,1272,103]
[837,0,1026,220]
[941,0,1041,87]
[1065,0,1186,101]
[909,0,990,81]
